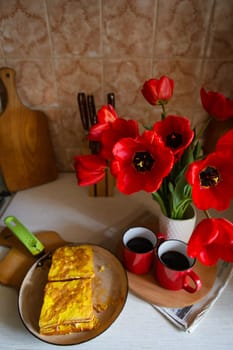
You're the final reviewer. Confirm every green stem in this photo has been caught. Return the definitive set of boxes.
[152,192,168,217]
[204,210,211,219]
[161,103,166,120]
[195,117,211,142]
[173,199,193,219]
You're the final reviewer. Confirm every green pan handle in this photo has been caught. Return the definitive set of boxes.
[4,216,45,256]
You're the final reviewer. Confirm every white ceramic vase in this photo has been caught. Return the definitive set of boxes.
[158,206,196,243]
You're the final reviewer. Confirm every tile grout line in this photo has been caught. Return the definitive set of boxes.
[151,0,159,75]
[100,0,104,104]
[44,0,59,107]
[199,0,216,81]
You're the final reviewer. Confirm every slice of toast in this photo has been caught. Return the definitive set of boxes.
[39,279,95,335]
[48,245,95,281]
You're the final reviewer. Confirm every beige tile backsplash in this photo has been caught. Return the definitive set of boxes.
[0,0,232,171]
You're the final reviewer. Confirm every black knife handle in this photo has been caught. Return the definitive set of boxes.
[107,92,115,108]
[87,95,97,125]
[77,93,89,131]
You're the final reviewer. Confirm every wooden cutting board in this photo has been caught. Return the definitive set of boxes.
[0,227,66,290]
[0,67,58,192]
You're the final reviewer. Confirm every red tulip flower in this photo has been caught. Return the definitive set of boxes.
[74,154,107,186]
[100,118,139,160]
[111,130,174,194]
[200,88,233,121]
[89,105,139,160]
[142,76,174,105]
[88,105,119,142]
[187,218,233,265]
[186,152,233,211]
[153,115,194,160]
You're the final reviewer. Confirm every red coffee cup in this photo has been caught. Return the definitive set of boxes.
[154,239,202,293]
[122,227,157,274]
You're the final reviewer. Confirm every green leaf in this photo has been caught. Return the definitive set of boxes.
[152,192,168,217]
[168,181,175,194]
[144,125,153,130]
[193,140,202,160]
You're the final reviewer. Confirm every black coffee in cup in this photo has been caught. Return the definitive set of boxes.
[127,237,154,253]
[161,250,190,270]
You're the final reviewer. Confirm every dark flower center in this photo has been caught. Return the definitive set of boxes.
[166,132,183,149]
[133,151,154,172]
[199,166,220,188]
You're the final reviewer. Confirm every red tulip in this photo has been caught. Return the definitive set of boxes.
[88,105,119,142]
[100,118,139,160]
[200,88,233,121]
[74,154,107,186]
[153,115,194,159]
[142,76,174,105]
[187,218,233,265]
[186,152,233,210]
[111,130,174,194]
[88,105,139,160]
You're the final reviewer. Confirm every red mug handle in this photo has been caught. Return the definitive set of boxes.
[156,232,166,246]
[183,270,202,293]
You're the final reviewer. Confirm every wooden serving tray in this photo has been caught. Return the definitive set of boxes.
[126,260,217,308]
[0,227,65,289]
[117,236,217,308]
[117,210,217,308]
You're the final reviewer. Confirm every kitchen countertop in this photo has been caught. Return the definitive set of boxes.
[0,173,232,350]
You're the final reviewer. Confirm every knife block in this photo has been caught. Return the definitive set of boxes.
[88,167,115,197]
[81,139,115,197]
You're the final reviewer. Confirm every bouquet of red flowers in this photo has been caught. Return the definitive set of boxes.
[74,76,233,266]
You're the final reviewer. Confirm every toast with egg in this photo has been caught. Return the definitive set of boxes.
[39,279,95,335]
[48,245,95,281]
